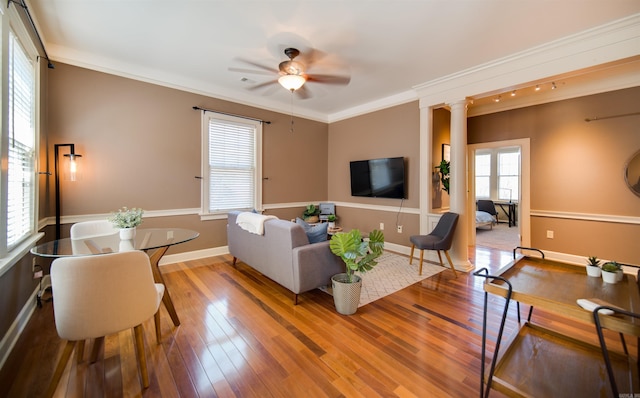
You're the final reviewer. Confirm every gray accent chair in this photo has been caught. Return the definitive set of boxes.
[227,211,344,304]
[408,212,459,278]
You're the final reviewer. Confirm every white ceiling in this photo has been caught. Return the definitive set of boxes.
[26,1,640,121]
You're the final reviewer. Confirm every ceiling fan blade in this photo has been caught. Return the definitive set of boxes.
[295,85,312,99]
[228,67,275,76]
[247,79,278,91]
[306,74,351,85]
[234,58,279,73]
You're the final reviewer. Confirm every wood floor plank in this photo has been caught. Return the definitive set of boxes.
[3,247,633,397]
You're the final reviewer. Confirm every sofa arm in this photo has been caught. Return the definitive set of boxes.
[292,241,345,294]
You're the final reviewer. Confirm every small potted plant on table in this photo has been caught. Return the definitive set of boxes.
[109,207,144,240]
[601,261,622,284]
[303,204,320,223]
[586,256,601,277]
[329,229,384,315]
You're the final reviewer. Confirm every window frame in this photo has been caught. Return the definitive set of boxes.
[0,6,42,274]
[200,111,262,220]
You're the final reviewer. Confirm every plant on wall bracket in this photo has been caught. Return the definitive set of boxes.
[436,159,450,194]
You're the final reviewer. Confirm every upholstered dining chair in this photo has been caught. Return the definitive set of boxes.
[70,219,118,239]
[409,212,459,278]
[46,251,164,397]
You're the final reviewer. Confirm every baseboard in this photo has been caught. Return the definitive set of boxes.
[159,246,229,266]
[0,287,38,371]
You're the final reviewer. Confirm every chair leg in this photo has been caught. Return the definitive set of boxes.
[90,336,104,363]
[46,340,76,398]
[133,324,150,389]
[436,250,444,267]
[232,257,238,266]
[418,250,424,275]
[409,245,415,265]
[443,250,458,279]
[154,310,162,344]
[76,340,85,363]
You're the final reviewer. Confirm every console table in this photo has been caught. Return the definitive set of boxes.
[494,201,517,227]
[475,255,640,397]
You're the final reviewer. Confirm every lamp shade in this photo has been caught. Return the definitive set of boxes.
[278,74,306,91]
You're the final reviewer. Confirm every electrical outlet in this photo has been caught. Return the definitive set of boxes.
[397,225,403,233]
[379,222,384,230]
[546,230,554,239]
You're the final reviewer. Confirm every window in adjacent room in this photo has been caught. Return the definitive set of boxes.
[475,152,491,199]
[200,111,262,219]
[2,30,38,257]
[498,149,520,202]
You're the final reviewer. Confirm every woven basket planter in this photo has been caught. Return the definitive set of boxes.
[331,273,362,315]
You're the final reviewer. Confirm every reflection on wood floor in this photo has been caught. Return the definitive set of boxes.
[0,247,629,397]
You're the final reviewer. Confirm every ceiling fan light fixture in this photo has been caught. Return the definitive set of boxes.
[278,74,306,91]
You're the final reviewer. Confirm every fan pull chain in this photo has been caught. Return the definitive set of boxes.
[289,89,295,133]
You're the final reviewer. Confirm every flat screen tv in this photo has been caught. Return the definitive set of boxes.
[350,157,406,199]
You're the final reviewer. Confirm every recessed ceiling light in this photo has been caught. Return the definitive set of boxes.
[511,90,516,97]
[535,85,541,91]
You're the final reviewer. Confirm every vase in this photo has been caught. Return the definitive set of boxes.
[119,239,135,252]
[601,270,618,284]
[119,227,136,240]
[586,266,601,277]
[331,273,362,315]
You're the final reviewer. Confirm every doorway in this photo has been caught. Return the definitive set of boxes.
[468,138,531,251]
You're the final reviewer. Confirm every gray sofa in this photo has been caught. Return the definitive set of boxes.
[227,211,345,304]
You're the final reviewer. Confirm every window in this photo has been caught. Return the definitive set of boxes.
[2,30,37,256]
[498,150,520,202]
[475,153,491,199]
[201,112,262,218]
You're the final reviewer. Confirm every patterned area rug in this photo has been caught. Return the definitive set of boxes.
[476,222,520,252]
[319,251,447,307]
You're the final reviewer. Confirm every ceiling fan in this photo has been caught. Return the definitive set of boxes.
[230,47,351,99]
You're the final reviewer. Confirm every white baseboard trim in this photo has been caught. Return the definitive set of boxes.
[0,287,38,371]
[159,246,229,266]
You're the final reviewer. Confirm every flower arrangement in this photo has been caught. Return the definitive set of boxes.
[108,207,144,229]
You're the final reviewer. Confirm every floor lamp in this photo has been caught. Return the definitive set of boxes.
[54,144,81,239]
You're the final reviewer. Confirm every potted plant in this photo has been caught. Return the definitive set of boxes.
[303,204,320,223]
[601,261,622,284]
[436,159,450,194]
[329,229,384,315]
[108,207,144,239]
[586,255,601,277]
[327,214,337,229]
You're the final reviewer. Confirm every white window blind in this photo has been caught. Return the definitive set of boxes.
[6,31,36,249]
[475,153,491,199]
[498,151,520,202]
[203,114,262,214]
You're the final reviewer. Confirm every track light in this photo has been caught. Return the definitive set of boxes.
[494,96,501,103]
[511,90,516,97]
[551,82,557,90]
[535,85,540,91]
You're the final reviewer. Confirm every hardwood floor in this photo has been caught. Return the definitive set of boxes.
[0,247,626,397]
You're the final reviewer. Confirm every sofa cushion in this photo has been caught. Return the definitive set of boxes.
[295,218,328,244]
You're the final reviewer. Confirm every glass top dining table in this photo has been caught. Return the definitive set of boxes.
[31,228,199,257]
[31,228,199,327]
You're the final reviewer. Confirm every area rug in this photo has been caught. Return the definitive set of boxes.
[319,251,447,307]
[475,222,520,252]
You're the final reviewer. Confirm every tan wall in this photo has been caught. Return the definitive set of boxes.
[468,87,640,263]
[43,63,329,245]
[328,102,420,245]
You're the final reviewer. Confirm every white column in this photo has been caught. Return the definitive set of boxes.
[419,106,433,233]
[448,100,474,272]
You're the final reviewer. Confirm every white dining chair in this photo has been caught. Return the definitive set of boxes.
[46,251,164,397]
[70,219,118,239]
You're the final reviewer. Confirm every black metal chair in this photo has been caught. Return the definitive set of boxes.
[409,212,459,278]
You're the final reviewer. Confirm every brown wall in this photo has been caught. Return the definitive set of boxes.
[468,87,640,263]
[328,102,420,245]
[44,63,329,243]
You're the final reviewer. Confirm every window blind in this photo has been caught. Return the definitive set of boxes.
[7,31,36,249]
[207,118,256,212]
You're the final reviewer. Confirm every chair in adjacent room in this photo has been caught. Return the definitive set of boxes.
[70,219,118,239]
[409,212,459,278]
[476,200,499,227]
[45,251,164,397]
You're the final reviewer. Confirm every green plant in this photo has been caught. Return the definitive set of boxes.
[601,261,621,273]
[587,256,601,267]
[108,207,144,228]
[327,214,336,222]
[436,159,450,194]
[303,204,319,219]
[329,229,384,283]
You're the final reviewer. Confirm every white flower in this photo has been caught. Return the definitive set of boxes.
[108,207,144,229]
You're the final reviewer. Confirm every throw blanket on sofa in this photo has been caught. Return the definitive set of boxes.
[236,212,278,235]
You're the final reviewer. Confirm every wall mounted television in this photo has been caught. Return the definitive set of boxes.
[350,157,406,199]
